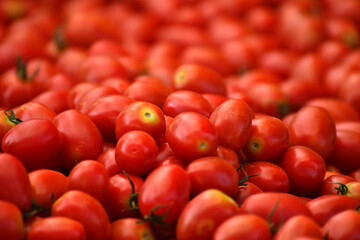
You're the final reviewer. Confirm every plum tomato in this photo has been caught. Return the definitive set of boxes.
[110,218,156,240]
[96,148,121,177]
[322,210,360,240]
[27,216,86,240]
[243,115,289,162]
[287,106,336,160]
[235,181,263,206]
[115,101,166,145]
[185,156,239,197]
[213,214,272,240]
[238,161,290,193]
[0,200,25,240]
[51,190,111,240]
[319,174,356,196]
[215,145,241,170]
[176,189,240,240]
[115,130,158,176]
[277,145,326,197]
[166,111,218,162]
[138,164,191,226]
[210,98,253,151]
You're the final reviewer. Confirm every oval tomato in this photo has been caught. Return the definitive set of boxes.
[0,200,25,240]
[110,218,156,240]
[322,210,360,240]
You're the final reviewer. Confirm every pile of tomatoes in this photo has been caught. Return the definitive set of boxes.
[1,0,360,239]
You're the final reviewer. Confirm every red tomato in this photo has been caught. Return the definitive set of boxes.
[322,210,360,240]
[213,214,272,240]
[0,200,25,240]
[172,63,226,95]
[66,160,110,204]
[241,192,313,229]
[238,161,290,193]
[31,89,70,114]
[27,216,86,240]
[243,115,289,162]
[287,106,336,160]
[85,94,134,143]
[96,148,120,177]
[306,195,359,226]
[115,101,166,145]
[167,111,218,162]
[0,153,32,211]
[201,93,228,110]
[163,90,214,118]
[2,118,63,171]
[51,190,111,240]
[215,146,241,170]
[186,156,238,197]
[176,189,240,240]
[14,101,57,121]
[66,82,99,110]
[0,110,17,144]
[273,215,323,240]
[138,164,191,226]
[110,218,156,240]
[124,76,172,108]
[28,169,67,209]
[105,173,144,220]
[235,182,263,206]
[320,174,356,196]
[277,145,326,196]
[115,130,158,176]
[53,109,103,170]
[210,99,253,151]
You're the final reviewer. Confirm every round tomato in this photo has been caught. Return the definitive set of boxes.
[0,200,25,240]
[96,148,121,177]
[322,210,360,240]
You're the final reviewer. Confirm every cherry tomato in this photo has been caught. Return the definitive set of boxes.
[51,190,111,240]
[322,210,360,240]
[213,214,272,240]
[0,200,25,240]
[53,109,103,170]
[186,156,239,197]
[14,101,57,121]
[243,115,289,162]
[138,164,191,226]
[176,189,240,240]
[306,194,359,226]
[235,181,263,206]
[215,146,241,170]
[66,160,110,204]
[115,101,166,145]
[31,89,70,114]
[320,174,356,196]
[277,145,326,196]
[115,130,158,176]
[167,111,218,162]
[210,99,253,151]
[287,106,336,160]
[96,148,121,177]
[110,218,156,240]
[241,192,313,229]
[28,169,67,209]
[238,161,290,193]
[2,118,63,171]
[27,216,86,240]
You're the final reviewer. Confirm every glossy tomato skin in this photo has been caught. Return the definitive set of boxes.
[238,161,290,193]
[287,106,336,160]
[186,156,239,197]
[172,63,226,95]
[163,90,214,118]
[138,164,191,225]
[176,189,240,240]
[27,216,86,240]
[14,102,57,121]
[96,148,120,177]
[322,210,360,240]
[235,182,263,205]
[2,118,63,171]
[213,214,271,240]
[0,200,25,240]
[210,99,253,151]
[0,110,17,144]
[306,195,359,226]
[28,169,67,209]
[319,174,356,196]
[241,192,313,229]
[53,109,103,171]
[115,130,158,176]
[0,153,32,211]
[215,146,241,170]
[66,160,110,204]
[167,111,218,162]
[277,145,326,196]
[110,218,156,240]
[51,190,111,240]
[105,173,144,220]
[273,215,323,240]
[115,101,166,145]
[85,95,134,143]
[243,115,289,162]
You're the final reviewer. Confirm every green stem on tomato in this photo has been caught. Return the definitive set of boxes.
[4,109,22,125]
